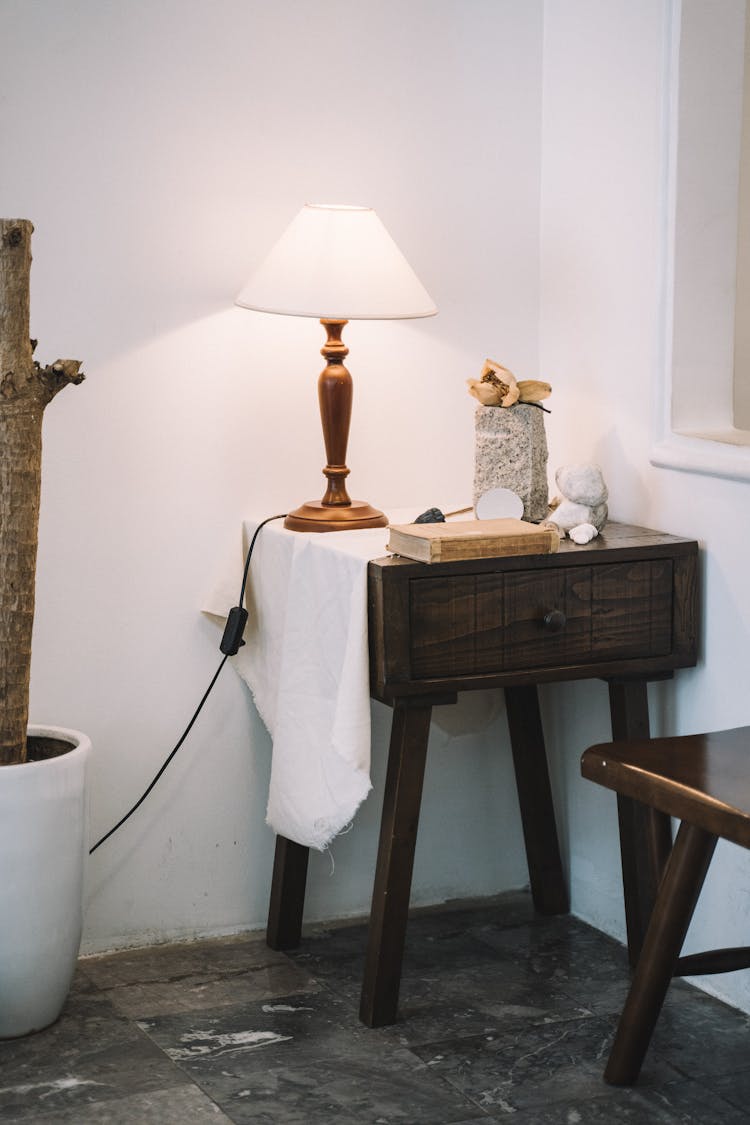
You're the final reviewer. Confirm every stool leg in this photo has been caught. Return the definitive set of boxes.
[360,698,433,1028]
[605,821,717,1086]
[266,835,309,950]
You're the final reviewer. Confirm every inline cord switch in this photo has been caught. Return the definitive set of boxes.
[220,606,249,656]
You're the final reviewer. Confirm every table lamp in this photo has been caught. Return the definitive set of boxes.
[235,203,437,532]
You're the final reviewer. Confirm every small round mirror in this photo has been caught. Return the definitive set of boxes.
[475,488,524,521]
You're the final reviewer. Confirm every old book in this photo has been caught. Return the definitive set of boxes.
[387,517,560,563]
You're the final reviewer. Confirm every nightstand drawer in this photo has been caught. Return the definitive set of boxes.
[368,524,697,699]
[408,560,673,679]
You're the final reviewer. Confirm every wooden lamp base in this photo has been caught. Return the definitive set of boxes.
[285,318,387,534]
[284,499,387,533]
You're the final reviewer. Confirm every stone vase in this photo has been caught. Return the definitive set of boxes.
[473,404,549,521]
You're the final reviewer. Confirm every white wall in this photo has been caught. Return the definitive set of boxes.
[2,0,544,952]
[541,0,750,1014]
[7,0,750,1020]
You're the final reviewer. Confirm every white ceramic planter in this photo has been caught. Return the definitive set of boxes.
[0,725,90,1038]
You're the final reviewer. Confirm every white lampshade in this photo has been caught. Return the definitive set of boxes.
[235,203,437,321]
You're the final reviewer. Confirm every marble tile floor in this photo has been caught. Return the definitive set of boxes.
[1,892,750,1123]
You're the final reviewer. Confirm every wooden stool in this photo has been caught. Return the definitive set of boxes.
[581,727,750,1085]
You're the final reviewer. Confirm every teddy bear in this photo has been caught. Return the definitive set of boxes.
[547,463,608,545]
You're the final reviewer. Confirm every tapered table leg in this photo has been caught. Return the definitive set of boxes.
[505,684,569,915]
[359,698,433,1028]
[608,679,674,966]
[266,834,309,950]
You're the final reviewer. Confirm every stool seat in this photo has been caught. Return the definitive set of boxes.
[582,727,750,849]
[581,725,750,1086]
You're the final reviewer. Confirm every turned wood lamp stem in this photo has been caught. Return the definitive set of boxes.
[319,319,353,506]
[284,319,388,532]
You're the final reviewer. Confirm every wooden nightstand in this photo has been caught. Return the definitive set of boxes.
[267,522,699,1028]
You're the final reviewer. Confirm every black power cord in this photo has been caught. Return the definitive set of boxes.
[89,514,287,855]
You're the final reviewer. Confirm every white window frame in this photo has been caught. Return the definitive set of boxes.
[651,0,750,481]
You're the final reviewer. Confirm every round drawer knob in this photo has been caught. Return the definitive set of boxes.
[543,609,567,633]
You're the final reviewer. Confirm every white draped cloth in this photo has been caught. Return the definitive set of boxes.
[205,515,406,851]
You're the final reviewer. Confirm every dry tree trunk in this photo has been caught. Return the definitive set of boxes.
[0,220,83,765]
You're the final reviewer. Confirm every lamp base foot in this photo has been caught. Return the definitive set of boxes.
[284,500,388,533]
